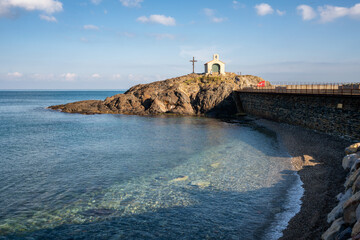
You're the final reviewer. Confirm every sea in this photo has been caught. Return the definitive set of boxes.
[0,91,304,240]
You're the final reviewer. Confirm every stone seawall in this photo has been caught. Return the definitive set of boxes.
[235,92,360,140]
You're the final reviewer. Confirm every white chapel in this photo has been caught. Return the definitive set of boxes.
[204,54,225,75]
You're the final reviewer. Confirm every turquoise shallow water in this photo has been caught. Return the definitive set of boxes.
[0,91,302,239]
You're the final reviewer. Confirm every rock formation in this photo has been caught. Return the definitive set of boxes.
[322,143,360,240]
[49,73,266,116]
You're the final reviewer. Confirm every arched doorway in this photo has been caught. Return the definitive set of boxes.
[212,64,220,73]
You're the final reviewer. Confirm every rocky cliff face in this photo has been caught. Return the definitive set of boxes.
[49,73,265,116]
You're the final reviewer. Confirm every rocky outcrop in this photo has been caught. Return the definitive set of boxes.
[322,143,360,240]
[49,73,266,116]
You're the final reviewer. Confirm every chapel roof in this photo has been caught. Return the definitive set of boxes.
[204,59,225,65]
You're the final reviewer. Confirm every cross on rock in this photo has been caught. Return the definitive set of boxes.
[189,57,197,74]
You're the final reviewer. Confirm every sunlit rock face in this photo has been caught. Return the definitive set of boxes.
[49,73,265,117]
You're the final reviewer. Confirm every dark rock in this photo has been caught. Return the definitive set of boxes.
[322,217,345,240]
[343,154,360,170]
[353,175,360,194]
[336,227,351,240]
[343,192,360,224]
[328,202,344,224]
[345,169,360,190]
[354,232,360,240]
[353,221,360,237]
[345,143,360,155]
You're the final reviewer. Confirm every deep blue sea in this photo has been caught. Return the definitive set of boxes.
[0,91,303,240]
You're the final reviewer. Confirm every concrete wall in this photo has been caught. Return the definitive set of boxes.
[235,92,360,140]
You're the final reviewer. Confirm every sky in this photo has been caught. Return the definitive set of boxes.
[0,0,360,89]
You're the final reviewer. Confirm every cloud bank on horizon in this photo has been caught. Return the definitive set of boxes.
[0,0,360,89]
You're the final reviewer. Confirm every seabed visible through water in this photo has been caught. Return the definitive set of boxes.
[0,91,303,239]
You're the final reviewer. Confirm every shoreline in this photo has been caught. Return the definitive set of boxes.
[255,119,352,239]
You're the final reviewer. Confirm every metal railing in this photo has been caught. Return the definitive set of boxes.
[238,83,360,96]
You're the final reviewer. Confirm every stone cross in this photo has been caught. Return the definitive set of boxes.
[189,57,197,74]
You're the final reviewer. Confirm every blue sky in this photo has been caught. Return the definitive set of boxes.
[0,0,360,89]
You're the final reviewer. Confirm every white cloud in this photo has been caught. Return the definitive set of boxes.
[203,8,227,23]
[7,72,23,77]
[151,33,175,40]
[350,4,360,18]
[203,8,214,17]
[83,24,99,30]
[255,3,274,16]
[212,17,226,23]
[137,15,176,26]
[91,73,101,78]
[91,0,102,5]
[318,4,360,23]
[112,74,122,79]
[297,5,317,21]
[39,14,57,22]
[123,32,135,38]
[232,1,245,10]
[119,0,143,8]
[297,3,360,23]
[0,0,63,17]
[61,73,77,81]
[318,5,348,22]
[276,9,286,16]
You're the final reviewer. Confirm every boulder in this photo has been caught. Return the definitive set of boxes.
[353,221,360,237]
[327,202,344,223]
[337,189,353,202]
[351,156,360,173]
[328,189,353,223]
[353,176,360,194]
[345,143,360,155]
[343,192,360,224]
[345,168,360,190]
[342,154,360,170]
[354,233,360,240]
[321,217,345,240]
[336,227,352,240]
[356,204,360,221]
